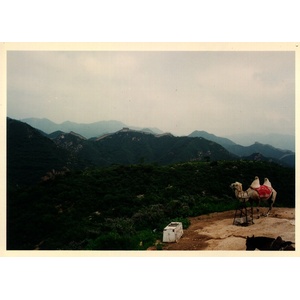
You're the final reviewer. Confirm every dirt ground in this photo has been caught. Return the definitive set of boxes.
[149,207,295,251]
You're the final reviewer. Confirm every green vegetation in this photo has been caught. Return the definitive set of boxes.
[7,160,295,250]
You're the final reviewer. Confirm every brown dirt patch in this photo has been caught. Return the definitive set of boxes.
[149,207,295,251]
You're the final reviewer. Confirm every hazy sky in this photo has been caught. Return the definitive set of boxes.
[7,50,295,137]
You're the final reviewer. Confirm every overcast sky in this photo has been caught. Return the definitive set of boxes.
[7,50,295,137]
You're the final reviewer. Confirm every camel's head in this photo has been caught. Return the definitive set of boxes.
[230,182,243,192]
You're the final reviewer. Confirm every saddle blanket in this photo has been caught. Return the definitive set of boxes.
[254,185,272,199]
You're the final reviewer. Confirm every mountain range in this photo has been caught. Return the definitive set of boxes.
[22,117,294,151]
[225,132,295,152]
[21,117,163,138]
[189,130,295,167]
[7,117,295,186]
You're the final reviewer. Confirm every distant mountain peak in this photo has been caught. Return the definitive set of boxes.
[189,130,237,146]
[155,132,174,138]
[62,120,73,125]
[112,128,174,138]
[69,131,87,140]
[118,127,133,132]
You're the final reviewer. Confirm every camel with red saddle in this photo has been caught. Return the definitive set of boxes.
[230,176,277,217]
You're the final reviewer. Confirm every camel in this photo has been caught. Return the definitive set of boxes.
[230,176,277,217]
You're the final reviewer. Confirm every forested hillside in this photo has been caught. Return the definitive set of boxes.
[7,118,236,186]
[7,161,295,250]
[7,118,73,186]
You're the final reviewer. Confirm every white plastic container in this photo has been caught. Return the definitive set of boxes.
[163,222,183,243]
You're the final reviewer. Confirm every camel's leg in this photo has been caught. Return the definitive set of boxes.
[271,189,277,203]
[256,208,260,218]
[250,194,262,219]
[256,200,261,219]
[265,190,276,217]
[265,199,273,216]
[250,201,254,224]
[259,203,270,217]
[257,202,269,218]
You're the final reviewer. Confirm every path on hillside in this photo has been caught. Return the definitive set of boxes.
[149,207,295,251]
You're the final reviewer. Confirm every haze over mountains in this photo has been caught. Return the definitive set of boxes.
[21,117,164,139]
[22,117,295,151]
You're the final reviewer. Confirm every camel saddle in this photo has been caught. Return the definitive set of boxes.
[250,176,272,199]
[253,185,272,199]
